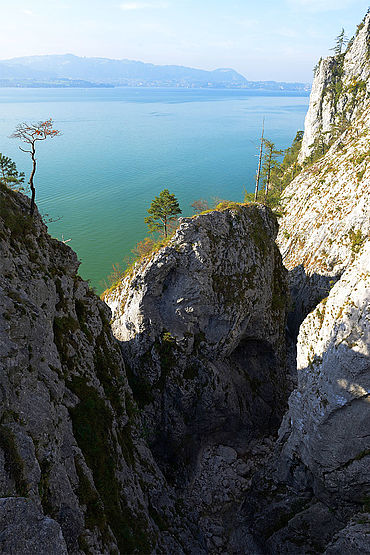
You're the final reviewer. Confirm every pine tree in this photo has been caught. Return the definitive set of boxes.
[0,153,25,191]
[144,189,182,238]
[331,28,348,55]
[261,140,283,203]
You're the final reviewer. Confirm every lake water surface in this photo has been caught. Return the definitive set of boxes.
[0,87,309,292]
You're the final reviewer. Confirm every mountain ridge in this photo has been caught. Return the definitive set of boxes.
[0,53,311,90]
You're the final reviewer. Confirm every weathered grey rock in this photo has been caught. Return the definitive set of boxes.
[105,205,289,481]
[278,106,370,333]
[105,204,289,549]
[278,243,370,507]
[324,514,370,554]
[0,184,205,554]
[266,501,344,554]
[299,13,370,163]
[0,497,67,554]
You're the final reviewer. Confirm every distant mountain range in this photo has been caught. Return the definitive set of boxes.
[0,54,311,91]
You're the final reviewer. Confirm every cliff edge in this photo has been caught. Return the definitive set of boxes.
[299,13,370,162]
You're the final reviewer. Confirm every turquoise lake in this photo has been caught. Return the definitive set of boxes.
[0,87,309,293]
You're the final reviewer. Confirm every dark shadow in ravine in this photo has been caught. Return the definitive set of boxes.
[121,333,289,487]
[287,264,342,338]
[235,333,370,554]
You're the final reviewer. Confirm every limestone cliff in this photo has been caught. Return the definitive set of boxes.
[299,13,370,163]
[0,184,204,554]
[260,21,370,552]
[279,242,370,505]
[278,106,370,333]
[1,13,370,554]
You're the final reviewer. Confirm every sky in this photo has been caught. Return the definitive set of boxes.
[0,0,368,82]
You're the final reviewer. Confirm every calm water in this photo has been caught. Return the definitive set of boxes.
[0,87,309,292]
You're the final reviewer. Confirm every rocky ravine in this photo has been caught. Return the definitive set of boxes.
[105,204,290,552]
[0,186,293,553]
[1,13,370,553]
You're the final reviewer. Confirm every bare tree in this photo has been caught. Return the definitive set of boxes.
[191,199,210,214]
[254,118,265,201]
[11,119,61,215]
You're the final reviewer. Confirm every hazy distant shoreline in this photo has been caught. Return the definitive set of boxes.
[0,81,311,93]
[0,54,311,92]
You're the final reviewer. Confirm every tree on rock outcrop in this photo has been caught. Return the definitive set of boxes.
[145,189,182,238]
[0,154,25,191]
[331,28,349,55]
[11,119,61,215]
[261,139,283,203]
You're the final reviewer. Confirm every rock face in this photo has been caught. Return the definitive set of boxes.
[278,106,370,334]
[1,14,369,553]
[105,205,288,483]
[279,242,370,505]
[0,184,204,554]
[299,13,370,163]
[242,239,370,553]
[0,497,67,554]
[105,204,291,550]
[266,21,370,550]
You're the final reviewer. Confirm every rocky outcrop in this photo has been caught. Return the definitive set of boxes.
[105,204,290,550]
[278,106,370,334]
[299,13,370,163]
[0,184,204,554]
[105,205,288,477]
[264,22,370,550]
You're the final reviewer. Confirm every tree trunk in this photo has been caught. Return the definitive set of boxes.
[264,151,272,204]
[164,218,167,238]
[29,144,37,216]
[254,119,264,202]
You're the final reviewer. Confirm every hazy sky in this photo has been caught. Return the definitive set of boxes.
[0,0,368,81]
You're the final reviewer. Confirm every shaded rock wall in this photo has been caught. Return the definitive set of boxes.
[278,242,370,507]
[0,184,204,554]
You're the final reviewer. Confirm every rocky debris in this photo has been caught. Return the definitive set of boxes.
[278,106,370,334]
[0,497,67,554]
[188,437,276,553]
[0,184,205,554]
[324,514,370,554]
[299,13,370,162]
